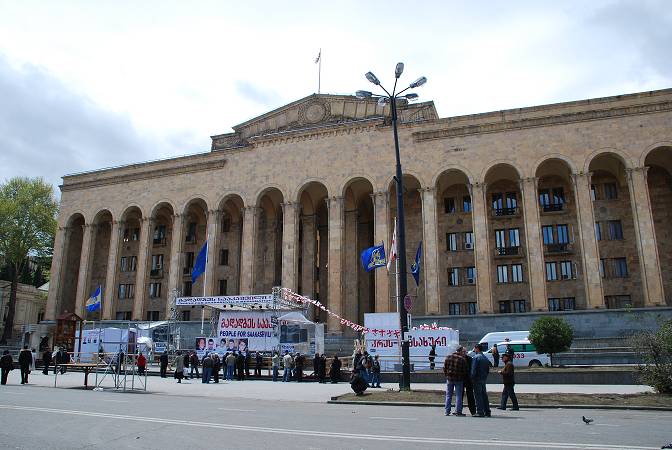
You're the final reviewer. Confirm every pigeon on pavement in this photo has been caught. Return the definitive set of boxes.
[582,416,594,424]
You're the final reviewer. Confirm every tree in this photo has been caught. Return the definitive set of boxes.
[630,320,672,394]
[528,316,574,366]
[0,177,57,344]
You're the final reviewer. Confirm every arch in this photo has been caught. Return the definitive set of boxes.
[91,209,113,225]
[336,173,376,198]
[342,177,375,210]
[65,212,86,227]
[149,199,177,218]
[253,184,288,207]
[641,142,672,172]
[215,192,246,211]
[297,181,329,215]
[481,161,522,184]
[430,164,475,187]
[384,171,426,192]
[583,147,634,173]
[531,154,578,178]
[120,205,144,221]
[293,177,331,203]
[180,195,211,215]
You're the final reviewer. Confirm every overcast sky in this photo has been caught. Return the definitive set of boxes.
[0,0,670,193]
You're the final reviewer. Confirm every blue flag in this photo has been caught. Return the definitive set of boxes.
[192,241,208,283]
[361,244,386,272]
[411,241,422,286]
[85,285,102,312]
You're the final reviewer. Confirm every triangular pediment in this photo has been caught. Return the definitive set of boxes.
[210,94,437,151]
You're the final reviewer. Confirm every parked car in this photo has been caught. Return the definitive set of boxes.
[477,330,529,352]
[484,340,550,368]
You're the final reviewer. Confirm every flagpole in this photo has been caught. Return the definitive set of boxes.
[201,232,208,335]
[318,48,321,94]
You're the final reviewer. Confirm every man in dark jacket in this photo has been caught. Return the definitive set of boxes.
[159,351,169,378]
[460,348,476,416]
[443,346,468,416]
[470,345,491,417]
[1,350,13,385]
[201,353,213,383]
[244,351,251,377]
[294,353,304,382]
[212,353,221,383]
[497,353,519,410]
[18,346,32,384]
[313,353,321,382]
[190,351,200,379]
[183,352,190,379]
[42,349,52,375]
[254,352,263,378]
[330,355,341,383]
[318,354,327,383]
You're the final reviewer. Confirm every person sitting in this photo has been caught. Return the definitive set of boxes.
[350,369,368,396]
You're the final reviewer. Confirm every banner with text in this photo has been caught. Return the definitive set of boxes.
[176,294,273,307]
[217,310,281,352]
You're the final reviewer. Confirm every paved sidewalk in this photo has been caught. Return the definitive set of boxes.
[2,370,652,403]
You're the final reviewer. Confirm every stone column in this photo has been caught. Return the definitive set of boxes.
[419,187,440,314]
[470,182,494,313]
[102,220,123,320]
[74,224,94,317]
[327,196,344,333]
[45,225,68,320]
[371,191,390,313]
[626,167,665,306]
[300,215,317,299]
[204,209,220,296]
[519,177,548,311]
[167,214,184,299]
[281,201,299,292]
[571,172,604,308]
[132,217,152,320]
[239,206,259,294]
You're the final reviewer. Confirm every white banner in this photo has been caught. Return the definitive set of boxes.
[176,294,273,306]
[217,311,279,352]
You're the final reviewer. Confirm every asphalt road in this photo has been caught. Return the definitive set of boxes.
[1,383,671,450]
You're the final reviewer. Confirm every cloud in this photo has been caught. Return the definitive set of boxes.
[0,54,202,195]
[235,80,282,107]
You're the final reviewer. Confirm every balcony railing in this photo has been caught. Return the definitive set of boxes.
[492,207,519,217]
[544,243,573,254]
[150,268,164,278]
[183,267,193,276]
[541,203,564,213]
[495,246,522,257]
[153,237,167,246]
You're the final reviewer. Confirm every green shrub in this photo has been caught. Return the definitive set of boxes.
[630,320,672,394]
[529,317,574,366]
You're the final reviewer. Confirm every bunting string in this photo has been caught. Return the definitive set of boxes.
[279,288,369,334]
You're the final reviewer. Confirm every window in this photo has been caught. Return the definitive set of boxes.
[37,311,45,323]
[492,193,503,210]
[465,267,476,284]
[446,233,457,251]
[542,226,554,245]
[123,228,130,242]
[599,258,606,278]
[552,187,565,205]
[186,222,197,242]
[444,197,456,214]
[463,232,474,250]
[511,264,523,283]
[221,214,232,233]
[129,256,137,272]
[118,284,134,299]
[183,281,192,297]
[449,303,461,315]
[508,228,520,247]
[604,183,618,200]
[131,228,140,241]
[590,184,598,201]
[146,310,160,321]
[499,300,526,313]
[118,284,126,299]
[149,282,161,298]
[614,258,628,278]
[594,222,602,241]
[539,189,550,207]
[560,261,574,279]
[606,295,631,309]
[467,302,477,315]
[497,265,509,283]
[462,196,472,213]
[154,225,166,241]
[181,310,191,321]
[557,224,569,244]
[120,256,128,272]
[495,229,506,248]
[151,254,164,270]
[448,268,459,286]
[218,279,228,296]
[184,252,194,269]
[505,192,518,209]
[116,311,132,320]
[546,262,558,281]
[512,300,526,313]
[608,220,623,240]
[220,249,229,266]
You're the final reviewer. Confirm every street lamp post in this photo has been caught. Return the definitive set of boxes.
[356,63,426,391]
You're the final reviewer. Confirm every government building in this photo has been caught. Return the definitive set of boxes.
[45,88,672,335]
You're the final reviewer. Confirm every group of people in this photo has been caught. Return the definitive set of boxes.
[1,346,42,385]
[443,344,518,417]
[349,350,382,395]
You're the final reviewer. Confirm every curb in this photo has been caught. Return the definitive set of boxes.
[327,400,672,411]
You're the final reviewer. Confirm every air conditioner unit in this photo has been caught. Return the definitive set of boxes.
[464,243,473,250]
[467,278,475,284]
[561,274,570,280]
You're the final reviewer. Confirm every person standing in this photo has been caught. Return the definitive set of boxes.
[330,355,341,384]
[295,353,304,382]
[271,352,280,382]
[42,348,52,375]
[174,351,185,383]
[443,346,468,416]
[497,353,519,411]
[190,351,200,379]
[212,353,221,383]
[159,351,169,378]
[236,351,246,381]
[505,342,514,360]
[18,346,32,384]
[282,351,293,382]
[460,348,476,416]
[318,354,327,384]
[254,352,263,378]
[183,351,190,379]
[470,345,491,417]
[1,350,13,385]
[429,344,437,370]
[370,355,382,388]
[491,345,500,368]
[225,352,236,381]
[244,351,251,378]
[201,353,213,383]
[313,353,321,382]
[137,352,147,376]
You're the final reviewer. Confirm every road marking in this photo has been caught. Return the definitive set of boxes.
[217,408,256,412]
[369,416,417,421]
[1,392,25,395]
[100,399,129,403]
[0,404,658,450]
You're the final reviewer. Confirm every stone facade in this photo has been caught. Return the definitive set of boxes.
[46,90,672,333]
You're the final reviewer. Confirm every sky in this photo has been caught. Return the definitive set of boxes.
[0,0,670,194]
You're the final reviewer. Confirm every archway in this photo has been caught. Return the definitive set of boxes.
[85,209,113,320]
[254,188,284,294]
[59,213,85,316]
[147,202,175,320]
[215,195,245,296]
[113,206,143,320]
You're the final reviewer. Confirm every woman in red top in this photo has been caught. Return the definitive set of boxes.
[137,353,147,376]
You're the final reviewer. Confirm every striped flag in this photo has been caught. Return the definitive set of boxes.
[387,220,397,271]
[315,49,321,64]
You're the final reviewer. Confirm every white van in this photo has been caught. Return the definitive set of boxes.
[484,340,550,368]
[477,331,529,352]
